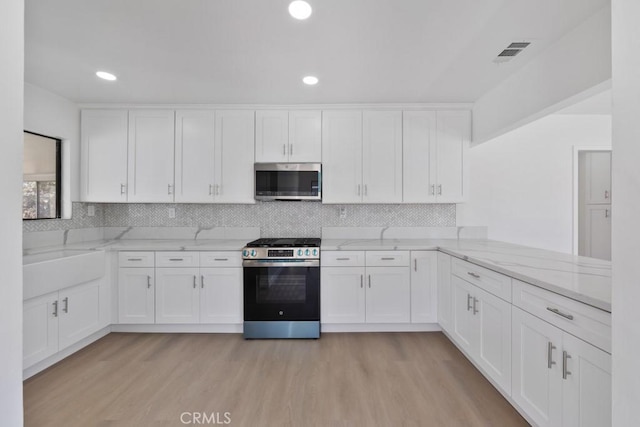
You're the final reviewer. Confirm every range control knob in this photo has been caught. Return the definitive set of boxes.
[305,249,310,256]
[242,249,249,257]
[297,249,303,256]
[250,250,257,257]
[312,249,318,256]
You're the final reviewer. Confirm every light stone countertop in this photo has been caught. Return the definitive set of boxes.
[322,238,611,312]
[24,238,251,254]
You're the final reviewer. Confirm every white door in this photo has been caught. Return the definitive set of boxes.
[58,279,103,350]
[474,286,512,394]
[362,111,403,203]
[214,110,255,203]
[200,267,243,324]
[436,252,453,333]
[127,110,175,202]
[288,110,321,162]
[80,109,129,202]
[435,110,469,203]
[403,110,436,203]
[561,333,611,427]
[155,268,200,324]
[365,267,411,323]
[118,267,155,324]
[450,276,476,354]
[321,267,366,323]
[584,205,612,260]
[174,110,215,203]
[410,251,438,323]
[585,151,612,204]
[255,110,288,162]
[23,292,59,368]
[321,111,363,203]
[512,307,563,427]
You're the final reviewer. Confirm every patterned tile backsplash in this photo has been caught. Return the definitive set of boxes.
[23,202,456,236]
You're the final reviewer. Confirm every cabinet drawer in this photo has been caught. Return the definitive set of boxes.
[451,258,511,302]
[118,252,155,267]
[512,279,611,353]
[366,251,410,267]
[199,251,242,267]
[322,251,365,267]
[155,252,199,267]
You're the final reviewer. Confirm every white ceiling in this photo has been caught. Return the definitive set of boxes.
[25,0,609,105]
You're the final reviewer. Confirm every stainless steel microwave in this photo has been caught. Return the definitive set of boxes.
[254,163,321,201]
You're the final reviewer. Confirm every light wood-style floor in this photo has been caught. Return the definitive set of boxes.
[24,332,528,426]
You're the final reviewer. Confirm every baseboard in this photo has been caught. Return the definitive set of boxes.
[111,323,243,333]
[320,323,441,333]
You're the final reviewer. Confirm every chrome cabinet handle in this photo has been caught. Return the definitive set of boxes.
[169,258,184,261]
[201,275,204,289]
[283,144,286,156]
[337,257,351,261]
[289,144,293,156]
[368,275,371,288]
[120,184,126,195]
[357,184,361,196]
[381,257,395,261]
[414,259,417,272]
[472,297,479,315]
[547,342,557,369]
[562,351,572,379]
[364,184,368,196]
[605,209,609,218]
[437,184,442,195]
[62,297,69,313]
[215,184,220,195]
[214,258,228,261]
[467,272,480,279]
[147,275,151,289]
[430,184,435,195]
[209,184,213,196]
[128,258,143,261]
[168,184,173,195]
[546,307,574,320]
[193,275,197,289]
[52,300,58,317]
[467,294,473,311]
[604,190,609,199]
[360,275,363,288]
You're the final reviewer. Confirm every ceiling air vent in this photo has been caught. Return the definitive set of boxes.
[494,41,531,63]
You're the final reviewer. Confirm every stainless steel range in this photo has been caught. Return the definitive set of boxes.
[242,238,320,339]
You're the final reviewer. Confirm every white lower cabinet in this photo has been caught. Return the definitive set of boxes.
[436,252,452,333]
[118,267,155,323]
[321,266,366,323]
[23,278,108,369]
[200,267,243,324]
[155,267,200,324]
[512,307,611,427]
[365,267,410,323]
[410,251,438,323]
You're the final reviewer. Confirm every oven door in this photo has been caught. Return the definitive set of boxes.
[243,260,320,321]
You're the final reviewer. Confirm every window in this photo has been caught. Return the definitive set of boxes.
[23,131,61,220]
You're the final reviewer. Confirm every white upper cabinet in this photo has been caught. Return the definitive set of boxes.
[403,110,436,203]
[255,110,321,163]
[434,110,470,203]
[174,110,216,203]
[81,109,129,202]
[322,111,363,203]
[214,110,256,203]
[362,111,403,203]
[127,110,176,202]
[288,110,321,162]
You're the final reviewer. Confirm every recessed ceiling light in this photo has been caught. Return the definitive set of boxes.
[289,1,312,20]
[303,76,319,85]
[96,71,117,81]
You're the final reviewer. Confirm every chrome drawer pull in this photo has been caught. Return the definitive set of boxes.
[336,257,351,261]
[547,342,556,369]
[381,257,395,261]
[360,275,363,288]
[52,300,58,317]
[169,258,184,261]
[546,307,574,320]
[467,272,481,279]
[214,258,229,261]
[562,351,572,379]
[147,275,152,289]
[62,297,69,313]
[128,258,143,261]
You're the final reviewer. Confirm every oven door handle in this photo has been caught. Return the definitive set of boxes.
[242,260,320,268]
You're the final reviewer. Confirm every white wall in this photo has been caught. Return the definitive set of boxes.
[0,0,24,424]
[457,114,611,254]
[611,0,640,425]
[24,83,80,205]
[473,6,611,144]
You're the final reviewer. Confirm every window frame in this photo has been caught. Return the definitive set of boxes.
[23,130,62,221]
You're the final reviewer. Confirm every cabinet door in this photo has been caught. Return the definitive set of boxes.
[362,111,402,203]
[403,110,436,203]
[435,110,469,203]
[58,279,103,350]
[437,252,453,333]
[155,268,200,324]
[127,110,175,202]
[451,276,477,354]
[562,333,611,427]
[474,286,512,394]
[289,110,321,162]
[321,267,366,323]
[23,293,59,368]
[255,110,288,162]
[365,266,411,323]
[214,110,255,203]
[200,267,243,324]
[174,110,215,203]
[118,268,155,324]
[584,151,612,204]
[321,111,363,203]
[410,251,438,323]
[80,109,129,202]
[584,205,612,261]
[512,307,563,427]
